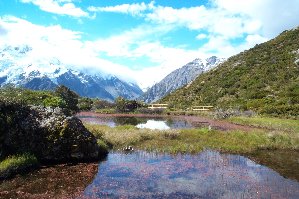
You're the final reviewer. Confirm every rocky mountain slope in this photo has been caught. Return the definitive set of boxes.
[142,56,224,103]
[0,45,143,101]
[161,27,299,116]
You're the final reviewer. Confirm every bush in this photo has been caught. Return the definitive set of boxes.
[43,96,66,108]
[261,104,299,117]
[213,108,257,119]
[93,99,115,109]
[213,108,242,119]
[78,97,93,111]
[55,85,79,115]
[115,97,145,113]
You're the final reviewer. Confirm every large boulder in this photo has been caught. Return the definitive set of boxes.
[0,101,107,162]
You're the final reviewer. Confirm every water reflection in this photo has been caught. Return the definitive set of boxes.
[84,150,299,199]
[136,120,170,130]
[80,116,193,130]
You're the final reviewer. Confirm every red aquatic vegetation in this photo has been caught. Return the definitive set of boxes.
[77,111,258,131]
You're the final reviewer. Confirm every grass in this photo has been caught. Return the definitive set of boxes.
[85,123,299,154]
[86,124,176,149]
[228,116,299,133]
[165,110,213,116]
[0,153,39,178]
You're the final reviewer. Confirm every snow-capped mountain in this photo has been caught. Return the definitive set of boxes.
[0,45,143,101]
[141,56,225,103]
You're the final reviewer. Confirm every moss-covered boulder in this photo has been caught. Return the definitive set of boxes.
[0,101,107,162]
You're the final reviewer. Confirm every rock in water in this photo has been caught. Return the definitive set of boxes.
[0,101,107,162]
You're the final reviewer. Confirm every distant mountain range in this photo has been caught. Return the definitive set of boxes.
[0,45,143,101]
[161,27,299,116]
[141,56,225,103]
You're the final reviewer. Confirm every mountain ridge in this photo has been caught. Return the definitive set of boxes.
[160,27,299,116]
[142,56,225,103]
[0,45,143,101]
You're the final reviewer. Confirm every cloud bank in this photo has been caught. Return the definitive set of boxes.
[3,0,299,89]
[20,0,89,17]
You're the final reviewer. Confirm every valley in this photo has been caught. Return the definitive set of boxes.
[1,5,299,198]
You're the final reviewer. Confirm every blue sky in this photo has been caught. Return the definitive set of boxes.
[0,0,299,89]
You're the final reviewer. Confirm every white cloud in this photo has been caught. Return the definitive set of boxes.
[0,16,135,81]
[83,24,206,88]
[199,34,268,58]
[146,0,299,39]
[213,0,299,37]
[196,34,208,40]
[3,0,299,89]
[245,34,268,47]
[88,1,155,16]
[140,0,299,62]
[145,4,262,40]
[0,16,176,88]
[86,25,172,58]
[146,6,208,30]
[20,0,89,17]
[131,42,204,89]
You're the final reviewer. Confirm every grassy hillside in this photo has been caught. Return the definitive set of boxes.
[161,27,299,117]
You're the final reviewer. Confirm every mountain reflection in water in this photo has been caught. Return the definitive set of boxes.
[84,150,299,199]
[79,116,194,130]
[136,120,170,130]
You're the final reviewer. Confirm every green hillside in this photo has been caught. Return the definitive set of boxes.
[161,27,299,117]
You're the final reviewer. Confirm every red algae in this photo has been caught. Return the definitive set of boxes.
[0,163,98,198]
[77,112,257,131]
[84,150,299,199]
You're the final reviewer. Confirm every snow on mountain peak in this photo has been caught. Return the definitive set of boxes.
[141,56,225,103]
[0,44,143,100]
[2,44,32,56]
[1,45,81,83]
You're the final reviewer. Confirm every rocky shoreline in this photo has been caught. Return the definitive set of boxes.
[0,101,108,179]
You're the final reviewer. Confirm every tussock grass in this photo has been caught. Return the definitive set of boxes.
[85,124,180,150]
[0,153,39,178]
[228,116,299,134]
[85,123,299,154]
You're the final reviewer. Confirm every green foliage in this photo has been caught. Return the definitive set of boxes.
[93,99,115,109]
[55,85,79,115]
[115,97,144,113]
[115,97,128,112]
[161,28,299,117]
[0,153,38,172]
[0,86,81,115]
[0,153,39,179]
[43,96,66,108]
[286,83,299,104]
[86,123,299,154]
[0,87,53,106]
[78,97,93,111]
[228,116,299,133]
[97,139,109,152]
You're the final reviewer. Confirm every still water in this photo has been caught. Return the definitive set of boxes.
[79,116,195,130]
[1,150,298,198]
[84,150,299,199]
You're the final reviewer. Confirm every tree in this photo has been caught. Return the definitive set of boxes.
[115,97,143,113]
[78,97,93,111]
[93,99,115,109]
[55,85,79,115]
[115,97,127,112]
[43,96,66,108]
